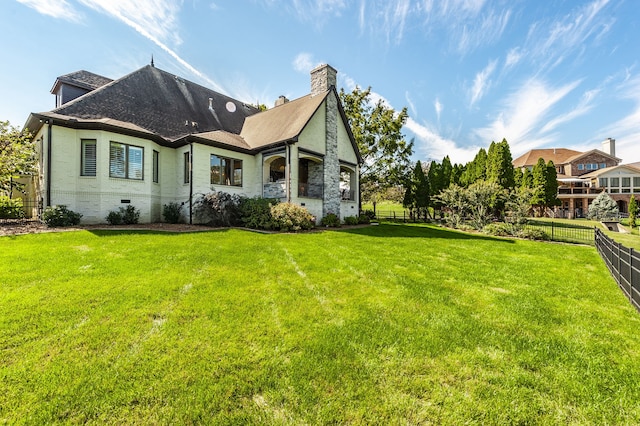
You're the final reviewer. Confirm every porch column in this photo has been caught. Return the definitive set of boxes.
[569,198,575,219]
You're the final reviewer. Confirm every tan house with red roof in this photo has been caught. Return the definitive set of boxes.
[511,139,639,218]
[23,64,361,224]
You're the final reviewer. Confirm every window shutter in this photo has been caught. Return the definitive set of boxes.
[82,140,97,176]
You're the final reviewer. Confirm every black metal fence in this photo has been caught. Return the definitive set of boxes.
[522,221,595,245]
[595,228,640,312]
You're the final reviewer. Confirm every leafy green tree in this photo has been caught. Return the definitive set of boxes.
[466,180,506,230]
[436,184,468,228]
[428,160,444,216]
[403,161,430,220]
[451,163,465,186]
[339,86,413,201]
[514,167,523,188]
[588,191,618,220]
[0,121,35,196]
[628,195,637,228]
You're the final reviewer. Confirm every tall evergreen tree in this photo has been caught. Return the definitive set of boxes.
[403,161,431,220]
[428,160,444,216]
[531,158,548,214]
[629,195,637,228]
[486,139,515,189]
[441,156,453,190]
[545,160,560,209]
[521,168,533,189]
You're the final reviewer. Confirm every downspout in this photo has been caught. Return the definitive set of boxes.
[286,142,292,203]
[46,120,52,207]
[189,143,193,224]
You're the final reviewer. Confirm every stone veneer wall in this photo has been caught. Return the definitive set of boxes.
[311,65,340,218]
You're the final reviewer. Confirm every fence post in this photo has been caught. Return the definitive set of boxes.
[552,221,555,241]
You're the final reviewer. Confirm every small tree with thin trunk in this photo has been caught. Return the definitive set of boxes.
[587,191,619,220]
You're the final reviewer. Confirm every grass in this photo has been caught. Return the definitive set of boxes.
[2,225,640,424]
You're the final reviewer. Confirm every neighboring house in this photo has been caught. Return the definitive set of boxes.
[511,138,639,218]
[23,63,361,224]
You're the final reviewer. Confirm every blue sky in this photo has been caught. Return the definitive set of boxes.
[2,0,639,165]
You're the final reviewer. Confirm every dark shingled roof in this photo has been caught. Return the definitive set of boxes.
[52,65,259,142]
[50,70,113,93]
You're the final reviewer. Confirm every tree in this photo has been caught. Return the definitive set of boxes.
[521,168,533,189]
[0,121,35,197]
[587,191,619,220]
[545,160,560,209]
[486,138,515,189]
[436,184,468,228]
[339,86,413,201]
[629,195,637,228]
[531,158,550,216]
[466,180,506,230]
[403,161,430,220]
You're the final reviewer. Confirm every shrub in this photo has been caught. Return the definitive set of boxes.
[42,205,82,227]
[106,205,140,225]
[515,228,549,241]
[163,202,183,224]
[193,191,243,227]
[360,209,376,220]
[320,213,341,227]
[238,197,278,230]
[106,210,123,225]
[270,203,314,231]
[482,222,514,237]
[344,216,358,226]
[0,196,24,219]
[357,214,370,224]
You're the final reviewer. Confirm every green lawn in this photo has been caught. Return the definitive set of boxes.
[2,225,640,424]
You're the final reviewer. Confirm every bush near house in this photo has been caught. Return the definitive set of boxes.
[270,202,314,231]
[42,205,82,227]
[238,196,279,230]
[162,202,184,224]
[106,205,140,225]
[343,215,359,226]
[193,191,243,227]
[0,196,24,219]
[320,213,341,227]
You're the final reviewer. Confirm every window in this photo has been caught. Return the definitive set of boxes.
[81,139,96,176]
[109,142,143,180]
[152,150,159,183]
[600,163,606,169]
[184,151,190,184]
[622,177,631,188]
[577,164,584,170]
[586,163,598,170]
[599,177,608,188]
[611,177,619,187]
[210,154,242,186]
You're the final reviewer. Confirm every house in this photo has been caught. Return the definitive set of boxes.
[512,138,640,218]
[23,63,361,224]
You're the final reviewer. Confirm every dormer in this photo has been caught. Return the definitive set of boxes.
[51,70,113,107]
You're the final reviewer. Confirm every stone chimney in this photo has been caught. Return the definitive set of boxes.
[310,64,337,96]
[602,138,616,157]
[274,95,289,107]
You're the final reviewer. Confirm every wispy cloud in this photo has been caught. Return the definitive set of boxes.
[292,52,319,74]
[358,0,411,44]
[434,98,443,123]
[405,91,417,116]
[16,0,82,22]
[406,117,479,164]
[281,0,347,28]
[520,0,613,72]
[469,59,497,107]
[504,47,522,70]
[603,74,640,163]
[416,0,511,55]
[475,78,581,156]
[540,88,598,134]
